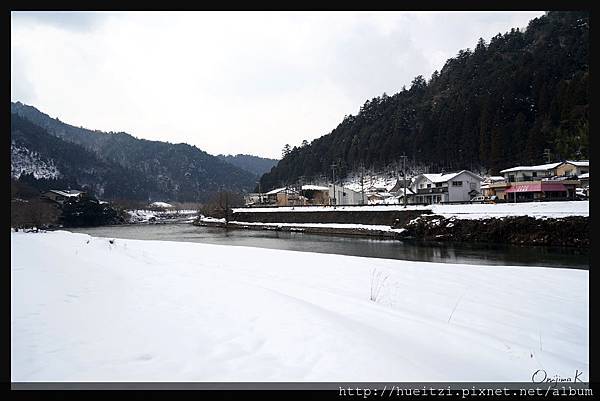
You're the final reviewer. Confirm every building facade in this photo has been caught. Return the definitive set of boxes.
[328,185,364,205]
[410,170,482,204]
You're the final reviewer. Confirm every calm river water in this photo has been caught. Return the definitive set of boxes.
[67,222,589,270]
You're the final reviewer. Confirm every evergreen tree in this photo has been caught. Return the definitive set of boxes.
[256,11,588,190]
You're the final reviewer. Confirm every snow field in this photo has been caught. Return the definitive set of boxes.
[11,231,588,382]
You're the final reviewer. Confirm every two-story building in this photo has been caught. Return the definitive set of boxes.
[499,161,585,202]
[499,162,562,183]
[329,185,364,205]
[410,170,482,204]
[555,160,589,179]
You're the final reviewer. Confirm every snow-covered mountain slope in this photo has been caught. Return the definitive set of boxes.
[11,142,61,180]
[11,102,258,201]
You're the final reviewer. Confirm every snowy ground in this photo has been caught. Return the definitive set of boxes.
[228,221,407,233]
[11,231,588,382]
[234,201,589,219]
[126,209,198,223]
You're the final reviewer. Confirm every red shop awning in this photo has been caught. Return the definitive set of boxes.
[505,182,567,193]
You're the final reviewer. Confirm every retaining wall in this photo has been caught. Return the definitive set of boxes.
[231,209,432,226]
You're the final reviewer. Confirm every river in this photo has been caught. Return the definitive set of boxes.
[66,222,588,270]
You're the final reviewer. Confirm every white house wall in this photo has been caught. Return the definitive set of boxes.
[447,172,481,202]
[329,186,364,205]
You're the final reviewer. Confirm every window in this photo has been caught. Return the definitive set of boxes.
[427,184,432,188]
[452,181,463,187]
[532,172,537,177]
[435,183,442,187]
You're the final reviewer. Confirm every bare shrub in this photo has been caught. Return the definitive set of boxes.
[370,268,389,302]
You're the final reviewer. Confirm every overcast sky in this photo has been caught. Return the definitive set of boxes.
[11,11,544,159]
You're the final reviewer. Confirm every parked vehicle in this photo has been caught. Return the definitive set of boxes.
[470,195,496,204]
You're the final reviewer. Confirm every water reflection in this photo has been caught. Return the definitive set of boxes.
[67,223,588,270]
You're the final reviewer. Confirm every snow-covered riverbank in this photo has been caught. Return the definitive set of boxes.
[126,209,198,224]
[11,231,588,382]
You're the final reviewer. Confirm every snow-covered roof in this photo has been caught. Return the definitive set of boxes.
[417,170,482,184]
[565,160,589,167]
[369,192,394,198]
[49,189,83,197]
[265,187,300,195]
[500,162,562,174]
[579,173,589,179]
[301,185,329,191]
[342,183,363,192]
[265,187,288,195]
[149,201,173,208]
[486,176,506,182]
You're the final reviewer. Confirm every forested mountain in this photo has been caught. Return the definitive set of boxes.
[11,103,257,202]
[217,154,279,177]
[260,11,588,191]
[11,114,160,199]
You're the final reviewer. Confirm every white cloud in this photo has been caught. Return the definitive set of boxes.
[11,11,544,159]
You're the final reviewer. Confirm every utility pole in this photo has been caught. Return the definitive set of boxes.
[257,180,262,205]
[400,154,408,207]
[543,148,552,164]
[224,190,229,224]
[331,162,337,206]
[220,185,229,225]
[360,162,365,205]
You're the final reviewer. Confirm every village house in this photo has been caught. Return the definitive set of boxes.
[300,185,330,205]
[500,162,562,183]
[373,177,415,204]
[41,189,85,205]
[410,170,483,204]
[486,180,511,201]
[555,160,589,178]
[263,187,305,207]
[329,184,364,205]
[389,177,412,194]
[389,187,415,204]
[554,160,589,197]
[243,193,264,206]
[480,176,506,198]
[359,177,406,204]
[499,161,582,202]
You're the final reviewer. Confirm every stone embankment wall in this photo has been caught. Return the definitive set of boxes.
[230,209,431,226]
[396,215,589,247]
